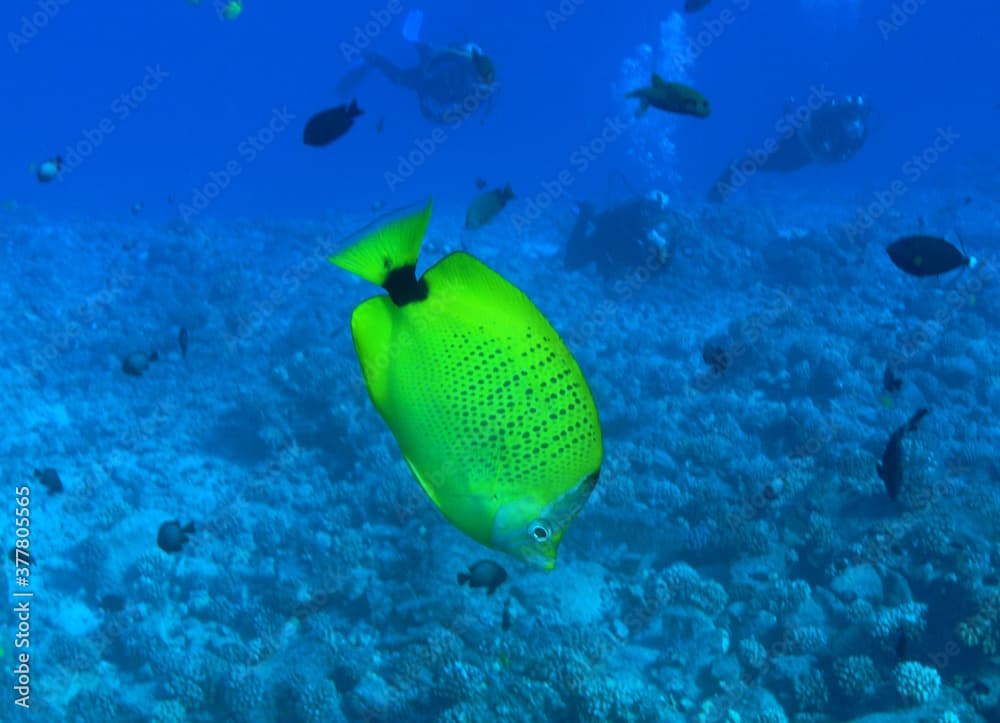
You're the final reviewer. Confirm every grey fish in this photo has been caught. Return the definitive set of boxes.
[626,74,711,119]
[457,559,508,595]
[465,184,514,230]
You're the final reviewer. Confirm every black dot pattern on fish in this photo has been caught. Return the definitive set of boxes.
[434,325,599,487]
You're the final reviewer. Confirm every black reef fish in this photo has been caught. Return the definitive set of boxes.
[877,408,928,500]
[122,350,158,377]
[157,520,195,553]
[886,235,976,277]
[34,467,63,494]
[883,364,903,393]
[457,560,508,595]
[702,341,729,375]
[303,99,364,147]
[99,594,127,614]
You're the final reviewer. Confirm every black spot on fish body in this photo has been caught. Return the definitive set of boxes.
[383,264,428,306]
[302,99,364,147]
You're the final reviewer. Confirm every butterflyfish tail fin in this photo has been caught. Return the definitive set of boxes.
[329,198,433,287]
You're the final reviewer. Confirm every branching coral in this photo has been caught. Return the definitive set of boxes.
[894,661,940,705]
[832,655,879,699]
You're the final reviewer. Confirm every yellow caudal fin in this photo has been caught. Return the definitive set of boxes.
[328,198,432,286]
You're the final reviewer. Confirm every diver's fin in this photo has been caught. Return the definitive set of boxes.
[906,408,929,432]
[634,97,650,118]
[336,63,373,98]
[329,199,432,286]
[402,9,424,43]
[457,572,470,586]
[651,72,667,87]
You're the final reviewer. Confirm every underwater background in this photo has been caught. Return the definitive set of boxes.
[2,0,999,721]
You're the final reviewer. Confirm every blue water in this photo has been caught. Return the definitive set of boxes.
[2,1,998,721]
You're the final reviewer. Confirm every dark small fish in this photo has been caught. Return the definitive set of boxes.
[501,597,512,631]
[122,350,159,377]
[474,177,488,190]
[302,99,364,147]
[877,408,929,500]
[762,483,780,501]
[99,594,127,613]
[376,117,384,133]
[457,560,508,595]
[465,184,515,230]
[178,328,189,359]
[702,342,729,375]
[970,679,990,697]
[685,0,713,12]
[157,520,195,554]
[883,364,903,393]
[471,49,495,85]
[886,235,976,277]
[895,631,908,660]
[626,74,710,118]
[34,467,63,494]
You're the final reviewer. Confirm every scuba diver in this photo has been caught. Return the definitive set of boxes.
[337,10,496,124]
[709,93,872,201]
[564,186,680,280]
